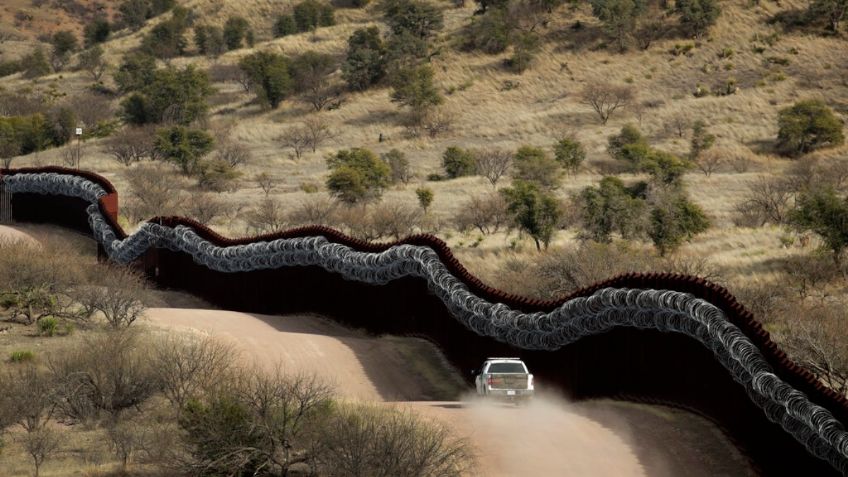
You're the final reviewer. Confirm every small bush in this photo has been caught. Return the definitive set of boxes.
[38,317,58,337]
[10,350,35,363]
[776,100,844,157]
[442,146,476,178]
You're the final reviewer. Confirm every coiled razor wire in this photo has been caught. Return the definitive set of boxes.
[4,172,848,474]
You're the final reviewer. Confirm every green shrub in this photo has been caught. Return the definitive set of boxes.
[155,126,215,175]
[342,27,387,91]
[0,60,22,78]
[139,6,190,58]
[293,0,335,32]
[223,16,251,50]
[554,137,585,174]
[513,146,562,190]
[273,15,297,37]
[777,100,845,157]
[441,146,476,178]
[39,317,58,337]
[326,148,390,203]
[10,350,35,363]
[239,52,294,109]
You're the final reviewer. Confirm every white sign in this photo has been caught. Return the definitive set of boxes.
[75,127,83,136]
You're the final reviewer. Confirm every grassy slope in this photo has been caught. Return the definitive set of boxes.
[1,0,846,287]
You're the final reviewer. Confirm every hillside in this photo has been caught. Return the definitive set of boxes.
[1,0,847,396]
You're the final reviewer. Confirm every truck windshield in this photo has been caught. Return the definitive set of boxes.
[488,362,526,373]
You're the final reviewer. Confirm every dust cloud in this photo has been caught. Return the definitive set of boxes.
[459,391,651,476]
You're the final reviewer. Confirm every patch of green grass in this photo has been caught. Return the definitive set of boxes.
[9,350,35,363]
[38,317,57,337]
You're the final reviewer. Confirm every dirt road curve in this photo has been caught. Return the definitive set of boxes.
[146,309,753,477]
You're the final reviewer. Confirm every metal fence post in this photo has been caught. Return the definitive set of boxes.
[0,178,11,224]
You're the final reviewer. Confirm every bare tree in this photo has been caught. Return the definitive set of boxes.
[256,172,275,196]
[245,197,288,233]
[21,427,61,477]
[49,330,161,422]
[474,149,512,188]
[694,149,724,177]
[735,176,793,226]
[317,403,472,477]
[303,117,335,153]
[122,164,188,222]
[183,192,232,224]
[581,83,634,124]
[61,145,82,169]
[152,334,236,412]
[287,196,338,226]
[214,140,251,168]
[75,264,148,329]
[780,304,848,395]
[0,239,84,324]
[453,193,511,235]
[178,370,334,476]
[368,202,423,240]
[278,126,311,160]
[105,127,159,166]
[3,365,56,433]
[666,112,690,138]
[65,93,113,128]
[107,420,145,473]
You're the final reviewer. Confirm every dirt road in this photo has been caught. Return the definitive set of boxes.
[146,308,753,477]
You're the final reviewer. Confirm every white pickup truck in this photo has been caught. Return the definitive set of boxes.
[473,357,534,402]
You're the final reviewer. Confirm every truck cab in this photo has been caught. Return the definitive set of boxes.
[473,357,534,402]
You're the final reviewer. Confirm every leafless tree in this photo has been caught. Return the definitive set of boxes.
[382,149,412,185]
[694,149,724,177]
[21,427,61,477]
[61,146,82,169]
[49,330,161,422]
[421,108,454,138]
[107,420,146,473]
[74,264,148,328]
[735,176,793,226]
[278,126,311,160]
[666,112,690,138]
[453,193,511,235]
[581,83,634,124]
[178,370,334,476]
[368,202,423,240]
[779,304,848,395]
[0,239,84,324]
[303,117,336,153]
[245,197,288,233]
[256,172,275,196]
[316,403,473,477]
[214,140,251,168]
[65,93,113,128]
[474,149,512,188]
[2,365,56,433]
[105,127,159,166]
[122,164,188,222]
[183,192,232,224]
[152,334,236,412]
[288,196,338,227]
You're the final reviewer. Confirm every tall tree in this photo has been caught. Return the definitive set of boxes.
[590,0,644,51]
[501,180,561,250]
[239,52,294,109]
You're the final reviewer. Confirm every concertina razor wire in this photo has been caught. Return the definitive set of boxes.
[4,172,848,473]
